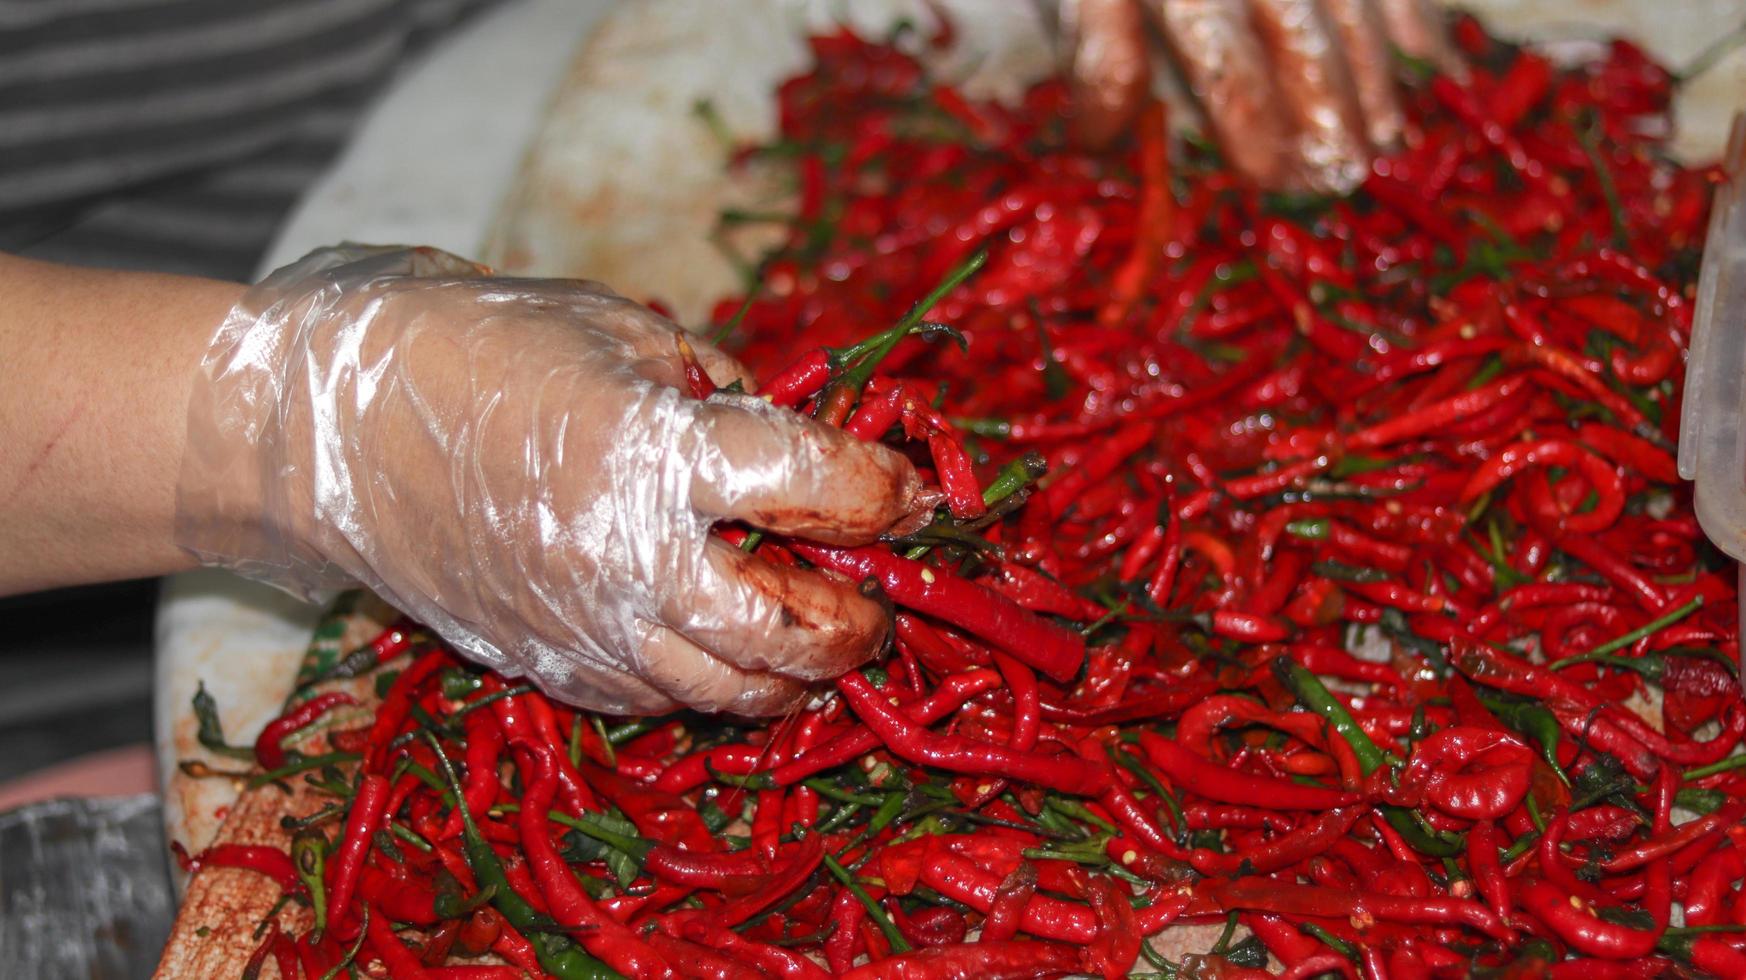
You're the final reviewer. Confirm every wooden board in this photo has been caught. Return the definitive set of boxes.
[155,600,392,979]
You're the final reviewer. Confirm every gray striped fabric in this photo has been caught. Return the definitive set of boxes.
[1,0,494,281]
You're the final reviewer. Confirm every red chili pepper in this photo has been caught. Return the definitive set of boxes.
[1681,844,1743,926]
[1100,104,1173,324]
[326,773,389,933]
[928,431,986,519]
[844,381,906,440]
[365,904,434,979]
[427,968,525,980]
[191,844,301,892]
[1245,914,1323,968]
[509,741,672,977]
[824,885,867,973]
[1136,732,1357,810]
[357,865,439,925]
[919,851,1184,943]
[1206,609,1293,643]
[1402,727,1535,820]
[674,332,717,399]
[1075,866,1140,980]
[1201,878,1510,940]
[771,668,1001,785]
[668,915,831,980]
[440,708,504,840]
[1599,798,1746,872]
[1460,439,1625,534]
[1182,807,1363,876]
[240,919,279,980]
[1037,422,1156,515]
[364,650,449,773]
[644,932,763,980]
[837,671,1106,794]
[760,349,833,408]
[979,863,1036,943]
[255,691,356,772]
[838,939,1082,979]
[1466,819,1512,923]
[789,542,1084,682]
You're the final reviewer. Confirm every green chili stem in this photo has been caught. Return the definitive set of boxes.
[443,685,535,728]
[815,801,864,834]
[314,907,369,980]
[605,717,667,747]
[1209,911,1240,955]
[1668,924,1746,936]
[1111,746,1184,835]
[801,779,887,806]
[1047,797,1119,835]
[981,452,1048,507]
[1679,17,1746,81]
[1552,596,1704,668]
[246,752,363,790]
[389,821,434,853]
[588,714,612,768]
[1300,921,1357,958]
[1501,829,1540,864]
[1683,754,1746,781]
[824,853,911,953]
[711,291,758,346]
[1575,113,1629,248]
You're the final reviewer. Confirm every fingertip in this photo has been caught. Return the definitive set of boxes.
[1063,0,1153,149]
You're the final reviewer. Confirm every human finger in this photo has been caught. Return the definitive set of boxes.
[684,393,921,543]
[1244,0,1373,193]
[636,622,812,716]
[519,645,680,716]
[659,536,892,683]
[1145,0,1299,189]
[1321,0,1404,149]
[1061,0,1154,149]
[1376,0,1463,77]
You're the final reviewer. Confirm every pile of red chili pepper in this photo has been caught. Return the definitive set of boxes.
[186,13,1746,980]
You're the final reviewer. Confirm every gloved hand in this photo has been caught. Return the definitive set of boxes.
[176,245,921,716]
[1059,0,1461,192]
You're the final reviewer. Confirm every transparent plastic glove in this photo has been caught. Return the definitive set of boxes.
[176,245,921,716]
[1057,0,1461,193]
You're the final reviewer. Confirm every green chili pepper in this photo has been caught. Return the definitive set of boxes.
[982,452,1049,507]
[247,752,362,791]
[1479,693,1570,786]
[1275,658,1463,857]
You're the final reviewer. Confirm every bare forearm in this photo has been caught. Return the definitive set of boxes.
[0,253,244,594]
